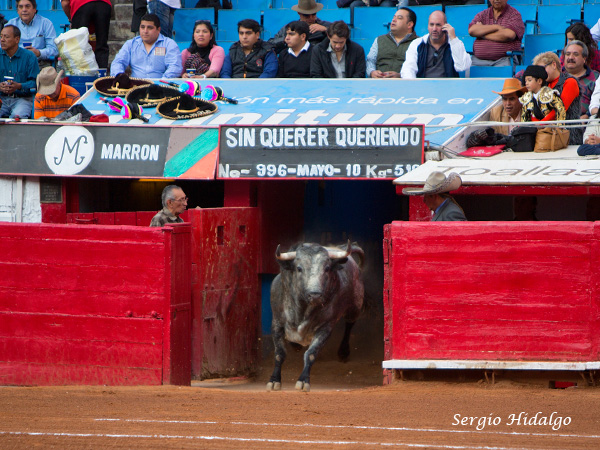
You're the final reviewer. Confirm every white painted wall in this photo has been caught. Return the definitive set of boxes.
[0,176,42,223]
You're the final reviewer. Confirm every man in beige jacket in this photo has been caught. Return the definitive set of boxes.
[490,78,527,135]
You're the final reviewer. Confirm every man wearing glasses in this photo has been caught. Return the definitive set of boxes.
[269,0,331,54]
[401,11,471,79]
[150,185,188,227]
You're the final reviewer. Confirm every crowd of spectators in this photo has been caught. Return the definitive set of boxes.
[1,0,600,144]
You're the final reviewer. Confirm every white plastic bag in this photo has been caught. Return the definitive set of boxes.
[54,27,99,76]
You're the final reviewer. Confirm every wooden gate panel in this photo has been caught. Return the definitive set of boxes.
[189,208,260,379]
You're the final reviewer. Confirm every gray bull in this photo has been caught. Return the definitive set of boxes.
[267,241,364,392]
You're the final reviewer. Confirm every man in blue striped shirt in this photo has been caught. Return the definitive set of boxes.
[110,14,182,78]
[7,0,58,69]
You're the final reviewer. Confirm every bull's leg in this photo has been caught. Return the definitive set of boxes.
[296,325,333,392]
[266,324,287,391]
[337,321,356,362]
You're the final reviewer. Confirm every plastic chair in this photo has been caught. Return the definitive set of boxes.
[216,9,262,42]
[445,4,488,37]
[537,5,581,35]
[513,4,538,35]
[521,33,565,65]
[469,65,514,78]
[410,4,443,38]
[352,7,396,41]
[263,9,298,40]
[584,4,600,29]
[172,8,215,43]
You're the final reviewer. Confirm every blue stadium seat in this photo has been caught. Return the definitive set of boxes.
[539,0,580,5]
[0,9,17,20]
[319,8,350,25]
[445,4,487,38]
[469,65,513,78]
[263,9,297,40]
[353,37,373,59]
[459,35,475,54]
[36,0,53,10]
[584,3,600,29]
[172,8,215,43]
[513,4,537,35]
[537,5,581,35]
[230,0,271,8]
[510,0,538,4]
[522,33,564,65]
[352,7,396,41]
[42,10,69,33]
[216,9,262,42]
[410,4,443,38]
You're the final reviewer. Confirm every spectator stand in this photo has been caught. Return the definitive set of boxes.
[583,3,600,30]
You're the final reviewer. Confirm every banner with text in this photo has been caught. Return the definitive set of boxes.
[218,124,424,179]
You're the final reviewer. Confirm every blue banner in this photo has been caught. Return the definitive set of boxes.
[80,78,502,147]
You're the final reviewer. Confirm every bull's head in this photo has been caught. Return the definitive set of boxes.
[276,241,352,305]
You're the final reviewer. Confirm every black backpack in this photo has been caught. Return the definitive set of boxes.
[509,126,538,152]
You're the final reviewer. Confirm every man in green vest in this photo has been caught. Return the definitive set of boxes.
[367,7,418,79]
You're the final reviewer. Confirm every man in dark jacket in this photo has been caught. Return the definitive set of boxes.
[221,19,278,78]
[310,21,366,78]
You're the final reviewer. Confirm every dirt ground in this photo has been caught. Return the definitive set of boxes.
[2,340,600,450]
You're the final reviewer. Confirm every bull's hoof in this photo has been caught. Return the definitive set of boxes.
[266,381,281,391]
[295,380,310,392]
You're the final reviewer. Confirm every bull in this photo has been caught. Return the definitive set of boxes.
[266,240,364,392]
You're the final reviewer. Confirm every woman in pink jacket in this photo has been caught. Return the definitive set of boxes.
[181,20,225,78]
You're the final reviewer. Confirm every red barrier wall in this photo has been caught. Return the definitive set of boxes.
[383,222,600,364]
[0,222,191,386]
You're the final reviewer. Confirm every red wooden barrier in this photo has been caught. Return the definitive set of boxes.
[383,222,600,377]
[0,222,191,386]
[188,207,260,379]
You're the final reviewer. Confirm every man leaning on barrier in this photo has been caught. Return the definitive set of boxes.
[150,185,188,227]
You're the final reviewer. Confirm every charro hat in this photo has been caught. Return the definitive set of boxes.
[156,93,218,120]
[126,83,182,107]
[492,78,527,96]
[292,0,323,14]
[93,73,152,97]
[402,172,462,196]
[37,67,63,96]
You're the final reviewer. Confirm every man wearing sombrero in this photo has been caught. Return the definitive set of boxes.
[402,172,467,221]
[269,0,331,54]
[490,78,527,135]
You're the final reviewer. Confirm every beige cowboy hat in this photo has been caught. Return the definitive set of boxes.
[402,172,462,196]
[292,0,323,14]
[492,78,527,96]
[37,67,63,96]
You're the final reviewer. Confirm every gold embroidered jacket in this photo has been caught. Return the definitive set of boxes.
[520,87,567,122]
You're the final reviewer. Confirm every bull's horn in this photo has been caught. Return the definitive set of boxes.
[276,244,296,261]
[327,240,351,259]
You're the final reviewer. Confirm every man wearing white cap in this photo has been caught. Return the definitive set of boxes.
[402,171,467,221]
[33,66,80,119]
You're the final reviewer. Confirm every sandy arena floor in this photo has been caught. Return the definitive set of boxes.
[1,341,599,450]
